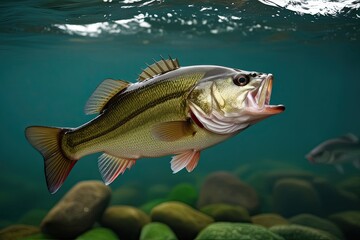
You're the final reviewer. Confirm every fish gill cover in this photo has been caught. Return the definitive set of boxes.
[0,0,359,45]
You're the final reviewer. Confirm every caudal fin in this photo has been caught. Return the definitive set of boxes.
[25,126,76,194]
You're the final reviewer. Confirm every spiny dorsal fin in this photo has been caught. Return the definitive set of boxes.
[138,56,180,81]
[85,79,130,115]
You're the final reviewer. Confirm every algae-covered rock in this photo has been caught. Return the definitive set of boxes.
[198,171,259,213]
[270,224,340,240]
[151,201,213,240]
[290,214,344,239]
[100,205,150,240]
[111,185,143,206]
[336,176,360,197]
[0,224,40,240]
[196,222,284,240]
[18,209,48,226]
[167,183,198,207]
[329,211,360,240]
[273,178,321,217]
[200,203,250,222]
[251,213,289,228]
[41,181,111,239]
[140,222,178,240]
[75,227,118,240]
[140,198,167,215]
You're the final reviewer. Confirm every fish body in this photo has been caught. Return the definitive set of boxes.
[306,133,360,173]
[26,58,285,193]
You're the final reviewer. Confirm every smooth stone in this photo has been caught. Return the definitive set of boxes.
[312,178,360,214]
[272,178,321,217]
[196,222,285,240]
[336,176,360,197]
[290,213,344,239]
[0,224,40,240]
[167,183,198,207]
[251,213,289,228]
[75,227,118,240]
[41,181,111,239]
[151,201,214,240]
[100,205,150,240]
[140,198,167,215]
[270,224,340,240]
[17,209,48,226]
[140,222,178,240]
[329,211,360,240]
[197,171,259,213]
[200,203,250,222]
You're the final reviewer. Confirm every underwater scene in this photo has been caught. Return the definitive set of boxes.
[1,0,360,239]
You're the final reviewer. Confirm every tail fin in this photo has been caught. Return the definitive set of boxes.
[25,126,76,194]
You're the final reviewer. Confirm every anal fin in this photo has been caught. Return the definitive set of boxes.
[171,150,200,173]
[98,153,136,185]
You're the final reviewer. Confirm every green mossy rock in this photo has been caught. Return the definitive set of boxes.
[0,224,40,240]
[18,209,48,226]
[195,222,285,240]
[251,213,289,228]
[290,214,344,239]
[151,201,213,240]
[140,222,178,240]
[273,178,321,217]
[75,227,118,240]
[329,211,360,240]
[200,203,250,222]
[270,224,340,240]
[100,205,150,240]
[167,183,198,207]
[336,176,360,197]
[140,198,167,215]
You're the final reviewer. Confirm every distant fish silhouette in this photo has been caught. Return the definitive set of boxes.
[306,133,360,173]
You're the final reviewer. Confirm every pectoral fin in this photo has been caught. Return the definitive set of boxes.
[151,120,196,142]
[171,150,200,173]
[98,153,136,185]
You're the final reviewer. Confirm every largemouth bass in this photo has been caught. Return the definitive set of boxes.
[25,57,285,193]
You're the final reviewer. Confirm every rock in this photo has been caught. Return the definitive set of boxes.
[195,222,284,240]
[100,205,150,240]
[251,213,289,228]
[200,203,250,222]
[151,201,213,240]
[197,171,259,213]
[264,169,316,189]
[290,214,344,239]
[272,178,321,217]
[336,176,360,197]
[312,178,360,214]
[140,198,167,215]
[329,211,360,240]
[41,181,111,239]
[17,209,48,226]
[19,233,53,239]
[0,224,40,240]
[167,183,198,207]
[111,186,143,206]
[147,184,170,200]
[140,222,178,240]
[270,224,340,240]
[75,227,118,240]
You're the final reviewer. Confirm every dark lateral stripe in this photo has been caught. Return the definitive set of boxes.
[71,90,187,146]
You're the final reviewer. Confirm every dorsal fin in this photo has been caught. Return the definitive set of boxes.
[341,133,358,143]
[85,79,130,115]
[138,56,180,81]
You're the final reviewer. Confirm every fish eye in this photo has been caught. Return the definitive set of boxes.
[233,74,250,86]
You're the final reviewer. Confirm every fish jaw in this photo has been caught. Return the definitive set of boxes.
[244,74,285,117]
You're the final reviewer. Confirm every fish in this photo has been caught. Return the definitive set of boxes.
[25,57,285,194]
[306,133,360,173]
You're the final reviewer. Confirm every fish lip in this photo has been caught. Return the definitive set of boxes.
[246,74,285,115]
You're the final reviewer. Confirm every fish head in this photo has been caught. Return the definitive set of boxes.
[188,67,285,134]
[306,149,332,164]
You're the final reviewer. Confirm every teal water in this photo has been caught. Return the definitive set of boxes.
[1,0,360,227]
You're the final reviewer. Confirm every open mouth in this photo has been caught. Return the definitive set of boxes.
[247,74,285,114]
